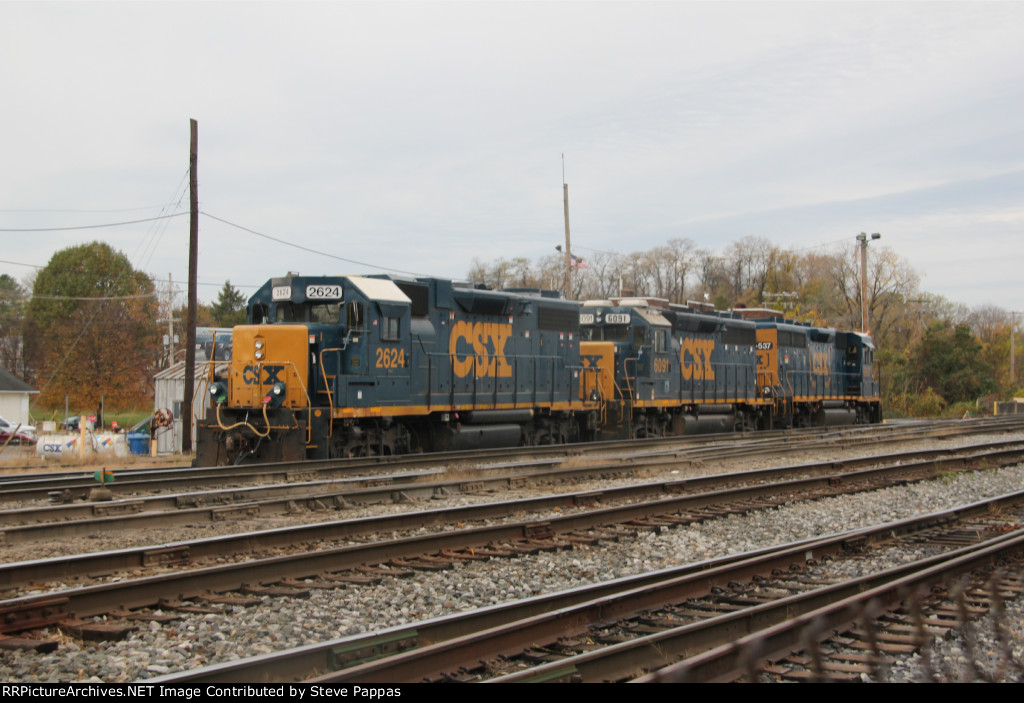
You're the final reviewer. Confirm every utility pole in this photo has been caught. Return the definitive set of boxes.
[183,119,199,453]
[856,232,880,333]
[562,155,572,300]
[1012,311,1020,389]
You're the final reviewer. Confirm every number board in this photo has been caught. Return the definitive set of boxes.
[306,284,343,300]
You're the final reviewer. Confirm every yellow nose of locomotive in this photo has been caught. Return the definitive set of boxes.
[227,325,311,409]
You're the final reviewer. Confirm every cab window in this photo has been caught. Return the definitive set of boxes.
[382,316,401,341]
[653,328,667,353]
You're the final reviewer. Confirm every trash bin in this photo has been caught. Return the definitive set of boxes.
[127,432,149,456]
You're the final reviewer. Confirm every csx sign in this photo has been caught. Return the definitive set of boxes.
[450,321,513,378]
[242,365,285,386]
[811,350,832,377]
[681,339,716,381]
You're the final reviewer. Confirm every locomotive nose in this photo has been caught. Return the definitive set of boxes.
[227,324,310,409]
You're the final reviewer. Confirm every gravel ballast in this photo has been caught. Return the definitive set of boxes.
[3,456,1024,682]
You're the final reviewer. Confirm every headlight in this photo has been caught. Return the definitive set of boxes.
[264,381,287,408]
[209,382,228,404]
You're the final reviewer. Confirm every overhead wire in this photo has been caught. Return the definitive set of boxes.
[30,293,159,301]
[0,204,190,213]
[26,179,191,398]
[0,212,187,232]
[200,211,434,278]
[132,168,190,272]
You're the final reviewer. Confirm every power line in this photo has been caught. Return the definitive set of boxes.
[0,204,184,213]
[133,170,191,272]
[0,212,186,232]
[200,211,433,277]
[0,254,256,291]
[29,293,159,301]
[0,258,43,270]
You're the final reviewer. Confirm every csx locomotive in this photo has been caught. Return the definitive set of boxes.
[194,274,881,466]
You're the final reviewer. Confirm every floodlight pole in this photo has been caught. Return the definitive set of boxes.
[1012,311,1020,387]
[561,155,572,300]
[857,232,880,333]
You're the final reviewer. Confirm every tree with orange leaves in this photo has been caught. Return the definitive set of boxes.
[24,242,159,410]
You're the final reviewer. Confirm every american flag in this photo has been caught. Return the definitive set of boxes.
[570,253,587,269]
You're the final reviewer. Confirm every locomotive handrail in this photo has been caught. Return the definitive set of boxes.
[411,350,603,413]
[318,347,344,442]
[217,359,313,445]
[622,356,637,401]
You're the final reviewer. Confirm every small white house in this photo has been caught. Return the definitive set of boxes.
[0,366,38,427]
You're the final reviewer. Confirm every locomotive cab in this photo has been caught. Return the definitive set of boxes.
[837,331,882,424]
[196,274,414,464]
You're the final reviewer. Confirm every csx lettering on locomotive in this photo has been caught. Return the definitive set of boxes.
[811,350,831,376]
[449,321,513,378]
[242,365,285,386]
[680,339,716,380]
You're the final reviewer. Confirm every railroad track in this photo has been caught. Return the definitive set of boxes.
[4,436,1024,546]
[141,494,1024,683]
[3,441,1024,657]
[642,537,1024,682]
[4,416,1022,504]
[3,439,1023,594]
[4,418,1024,682]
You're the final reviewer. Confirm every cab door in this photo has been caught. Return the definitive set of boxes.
[371,303,411,403]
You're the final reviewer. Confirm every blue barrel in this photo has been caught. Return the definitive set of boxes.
[127,432,149,455]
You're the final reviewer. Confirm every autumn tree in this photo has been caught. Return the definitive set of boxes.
[24,242,159,409]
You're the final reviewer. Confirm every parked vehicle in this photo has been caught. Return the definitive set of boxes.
[0,429,35,444]
[0,415,35,441]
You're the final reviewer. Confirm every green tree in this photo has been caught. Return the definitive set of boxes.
[209,281,247,327]
[0,274,27,376]
[24,242,159,409]
[909,321,995,404]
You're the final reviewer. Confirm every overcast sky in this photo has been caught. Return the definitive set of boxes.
[2,1,1022,313]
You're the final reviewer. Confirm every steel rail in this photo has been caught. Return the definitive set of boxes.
[4,416,1020,503]
[3,448,1024,639]
[3,443,1023,591]
[5,438,1024,544]
[638,534,1024,682]
[490,529,1024,683]
[149,490,1024,683]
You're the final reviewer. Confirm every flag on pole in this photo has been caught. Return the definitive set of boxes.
[570,253,587,269]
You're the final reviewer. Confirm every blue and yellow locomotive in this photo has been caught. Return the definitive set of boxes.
[577,299,881,438]
[195,275,881,465]
[196,275,604,465]
[738,308,882,428]
[579,298,768,437]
